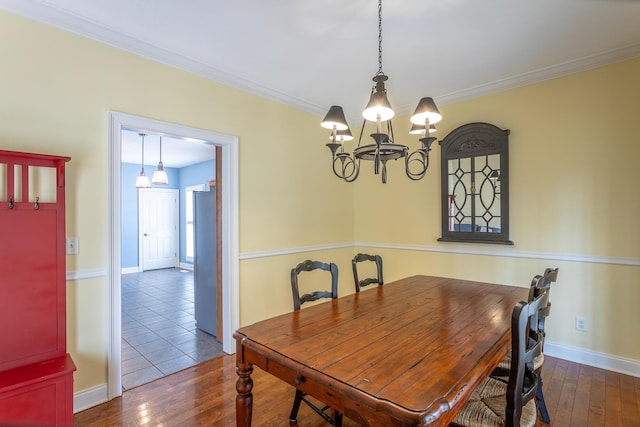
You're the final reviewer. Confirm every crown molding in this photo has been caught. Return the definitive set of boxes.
[432,43,640,107]
[0,0,326,115]
[3,1,639,118]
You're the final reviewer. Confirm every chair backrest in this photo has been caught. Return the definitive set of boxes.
[352,253,383,292]
[291,260,339,311]
[527,267,558,302]
[506,288,551,426]
[527,267,558,340]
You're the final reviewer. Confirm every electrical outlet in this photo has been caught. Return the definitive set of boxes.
[66,237,79,255]
[575,316,587,332]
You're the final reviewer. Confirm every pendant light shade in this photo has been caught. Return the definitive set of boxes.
[135,172,151,188]
[363,91,394,122]
[328,128,354,142]
[410,97,442,125]
[135,133,151,188]
[409,123,437,135]
[321,105,350,131]
[362,75,394,122]
[152,136,169,185]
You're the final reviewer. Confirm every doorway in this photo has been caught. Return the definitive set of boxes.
[107,111,239,400]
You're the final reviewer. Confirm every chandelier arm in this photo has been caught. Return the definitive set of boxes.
[342,155,356,179]
[343,160,360,183]
[405,150,430,181]
[332,155,348,179]
[332,153,358,181]
[356,117,367,148]
[357,85,374,149]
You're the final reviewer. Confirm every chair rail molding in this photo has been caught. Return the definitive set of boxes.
[239,241,639,267]
[239,242,353,260]
[354,242,640,267]
[66,269,106,281]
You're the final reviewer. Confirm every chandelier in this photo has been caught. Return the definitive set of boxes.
[321,0,442,184]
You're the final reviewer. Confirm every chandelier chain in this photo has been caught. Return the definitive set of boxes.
[377,0,383,75]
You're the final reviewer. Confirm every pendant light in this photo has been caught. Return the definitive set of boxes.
[135,133,151,188]
[152,135,169,185]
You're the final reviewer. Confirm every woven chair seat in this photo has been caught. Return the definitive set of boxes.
[452,377,537,427]
[496,352,544,372]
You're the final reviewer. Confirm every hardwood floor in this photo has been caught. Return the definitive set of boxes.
[74,355,640,426]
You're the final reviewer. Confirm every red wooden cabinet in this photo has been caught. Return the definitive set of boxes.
[0,150,76,426]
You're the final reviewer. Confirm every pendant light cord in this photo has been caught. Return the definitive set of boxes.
[140,133,146,171]
[377,0,383,76]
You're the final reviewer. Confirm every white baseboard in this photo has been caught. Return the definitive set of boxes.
[121,266,140,275]
[545,341,640,378]
[179,262,193,270]
[74,383,108,413]
[121,265,192,274]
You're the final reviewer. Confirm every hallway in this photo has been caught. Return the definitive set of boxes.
[121,268,223,390]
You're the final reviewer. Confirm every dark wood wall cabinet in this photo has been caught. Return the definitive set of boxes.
[439,122,513,245]
[0,150,76,426]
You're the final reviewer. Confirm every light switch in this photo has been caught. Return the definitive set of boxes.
[66,237,79,255]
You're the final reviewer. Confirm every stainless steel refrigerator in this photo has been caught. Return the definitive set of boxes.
[194,189,216,337]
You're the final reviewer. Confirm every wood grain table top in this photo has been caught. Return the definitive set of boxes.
[235,275,528,426]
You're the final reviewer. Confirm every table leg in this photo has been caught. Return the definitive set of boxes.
[236,361,254,426]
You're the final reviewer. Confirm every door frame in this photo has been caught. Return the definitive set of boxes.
[107,111,239,400]
[138,188,179,271]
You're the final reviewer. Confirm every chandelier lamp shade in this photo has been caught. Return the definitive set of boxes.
[135,133,151,188]
[152,135,169,185]
[322,0,442,184]
[329,128,354,142]
[409,123,437,135]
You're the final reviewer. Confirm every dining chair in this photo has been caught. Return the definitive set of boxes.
[492,267,559,423]
[451,287,551,427]
[289,259,343,426]
[352,253,383,292]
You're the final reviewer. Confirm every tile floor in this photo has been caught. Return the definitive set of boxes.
[121,268,223,390]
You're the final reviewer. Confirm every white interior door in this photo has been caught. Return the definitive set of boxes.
[139,188,179,271]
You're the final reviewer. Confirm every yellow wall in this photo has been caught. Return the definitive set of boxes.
[354,59,640,361]
[240,248,355,326]
[1,8,639,399]
[0,10,353,392]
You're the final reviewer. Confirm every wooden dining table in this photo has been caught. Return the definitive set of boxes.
[234,275,528,426]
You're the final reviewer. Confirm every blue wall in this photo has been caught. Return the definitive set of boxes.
[121,160,215,269]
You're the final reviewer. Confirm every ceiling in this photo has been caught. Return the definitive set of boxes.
[2,0,640,166]
[120,130,215,169]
